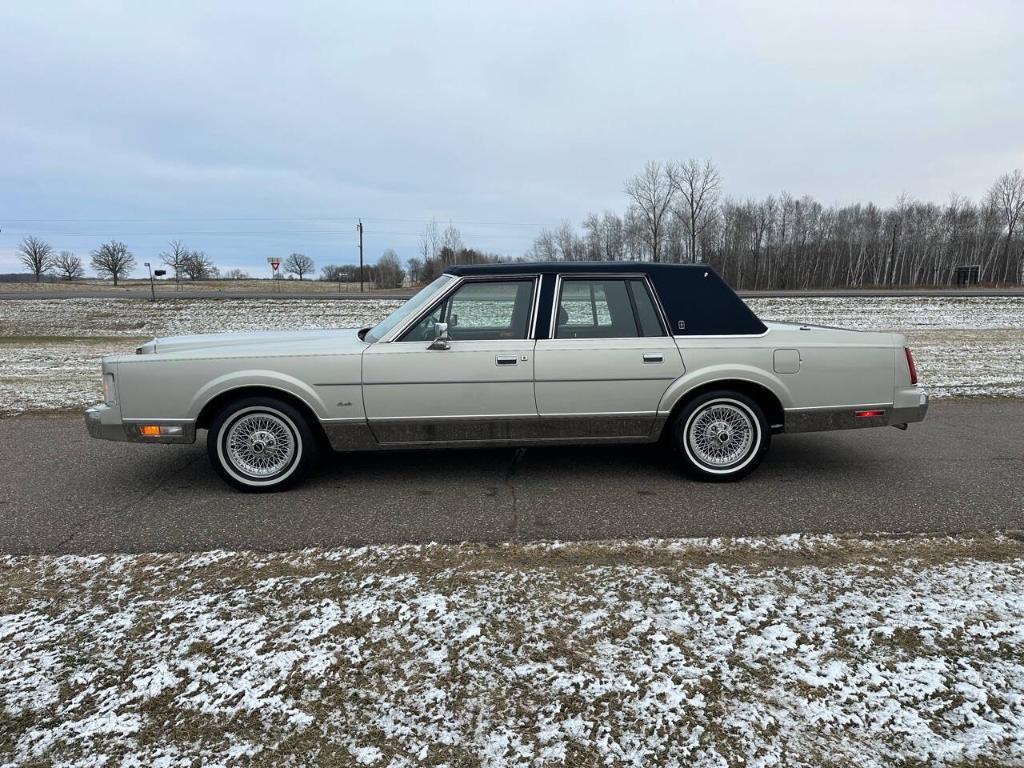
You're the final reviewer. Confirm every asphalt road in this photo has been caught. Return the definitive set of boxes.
[1,399,1021,555]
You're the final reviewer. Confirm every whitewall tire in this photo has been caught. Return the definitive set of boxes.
[673,391,769,481]
[207,396,317,492]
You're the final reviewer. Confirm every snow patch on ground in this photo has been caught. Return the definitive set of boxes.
[1,535,1022,767]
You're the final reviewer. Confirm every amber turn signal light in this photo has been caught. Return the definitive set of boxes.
[139,425,161,436]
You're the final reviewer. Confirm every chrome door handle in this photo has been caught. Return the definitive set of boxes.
[642,353,664,364]
[496,355,518,366]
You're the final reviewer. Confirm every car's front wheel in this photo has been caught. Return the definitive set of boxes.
[207,396,316,492]
[672,391,769,481]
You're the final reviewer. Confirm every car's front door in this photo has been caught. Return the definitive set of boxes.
[533,275,684,438]
[362,277,538,445]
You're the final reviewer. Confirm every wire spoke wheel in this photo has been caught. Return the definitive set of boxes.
[687,402,755,468]
[225,411,296,479]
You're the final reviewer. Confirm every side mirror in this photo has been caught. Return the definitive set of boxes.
[427,321,450,350]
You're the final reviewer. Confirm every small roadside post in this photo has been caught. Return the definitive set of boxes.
[144,262,156,301]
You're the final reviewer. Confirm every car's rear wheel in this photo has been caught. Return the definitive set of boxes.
[672,390,769,481]
[207,396,316,492]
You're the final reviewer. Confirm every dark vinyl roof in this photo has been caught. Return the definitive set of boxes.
[445,262,706,277]
[444,261,766,336]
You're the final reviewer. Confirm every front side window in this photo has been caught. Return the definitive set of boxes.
[364,275,453,343]
[401,279,535,341]
[555,278,665,339]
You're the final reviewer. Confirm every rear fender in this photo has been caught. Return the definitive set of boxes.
[657,364,794,414]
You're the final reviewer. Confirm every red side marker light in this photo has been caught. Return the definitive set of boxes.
[855,410,886,418]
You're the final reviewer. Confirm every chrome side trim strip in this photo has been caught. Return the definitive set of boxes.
[535,377,677,383]
[785,402,892,412]
[674,330,772,340]
[122,417,195,424]
[364,379,531,386]
[368,413,538,422]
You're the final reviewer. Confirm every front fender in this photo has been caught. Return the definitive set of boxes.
[187,370,330,420]
[657,363,794,414]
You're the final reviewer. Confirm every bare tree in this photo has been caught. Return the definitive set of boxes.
[90,241,136,286]
[53,251,84,280]
[420,218,440,263]
[224,268,249,280]
[554,220,585,261]
[283,253,314,279]
[405,257,423,284]
[159,240,189,289]
[17,236,54,281]
[624,161,675,262]
[376,249,405,288]
[670,158,722,263]
[181,250,217,280]
[440,221,464,263]
[989,169,1024,283]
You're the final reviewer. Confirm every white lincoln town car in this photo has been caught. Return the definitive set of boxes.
[85,263,928,491]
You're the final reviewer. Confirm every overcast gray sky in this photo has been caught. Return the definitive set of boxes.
[1,0,1022,275]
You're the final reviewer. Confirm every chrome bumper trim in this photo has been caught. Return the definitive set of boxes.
[784,394,928,434]
[85,404,197,444]
[85,404,128,442]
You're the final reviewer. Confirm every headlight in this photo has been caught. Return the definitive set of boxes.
[102,372,116,405]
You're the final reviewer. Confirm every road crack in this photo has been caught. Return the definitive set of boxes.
[504,448,526,533]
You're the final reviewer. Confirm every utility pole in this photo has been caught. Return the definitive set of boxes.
[357,219,364,293]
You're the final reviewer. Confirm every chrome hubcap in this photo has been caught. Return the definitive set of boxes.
[226,413,295,478]
[688,403,754,467]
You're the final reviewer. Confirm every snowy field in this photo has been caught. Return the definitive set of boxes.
[1,296,1022,415]
[2,534,1022,767]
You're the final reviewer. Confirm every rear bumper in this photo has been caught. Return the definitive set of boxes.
[891,390,929,427]
[84,403,196,444]
[785,390,928,434]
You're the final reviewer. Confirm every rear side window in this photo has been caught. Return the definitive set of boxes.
[555,278,665,339]
[628,279,665,337]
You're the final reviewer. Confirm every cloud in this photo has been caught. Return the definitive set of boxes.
[1,0,1021,275]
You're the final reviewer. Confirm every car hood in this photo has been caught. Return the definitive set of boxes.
[135,327,368,356]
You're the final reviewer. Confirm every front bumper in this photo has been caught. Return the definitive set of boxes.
[85,403,128,441]
[84,403,196,444]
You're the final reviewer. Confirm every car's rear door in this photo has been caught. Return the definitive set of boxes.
[533,275,683,438]
[361,276,539,445]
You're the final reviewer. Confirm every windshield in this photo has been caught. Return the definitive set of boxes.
[363,275,454,343]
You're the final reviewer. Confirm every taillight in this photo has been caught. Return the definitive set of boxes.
[904,347,918,385]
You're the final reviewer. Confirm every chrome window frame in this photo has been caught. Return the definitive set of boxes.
[383,273,541,343]
[547,273,670,341]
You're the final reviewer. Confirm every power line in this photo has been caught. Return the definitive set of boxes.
[0,215,560,228]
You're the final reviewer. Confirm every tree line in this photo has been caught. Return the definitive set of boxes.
[16,165,1024,289]
[527,163,1024,288]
